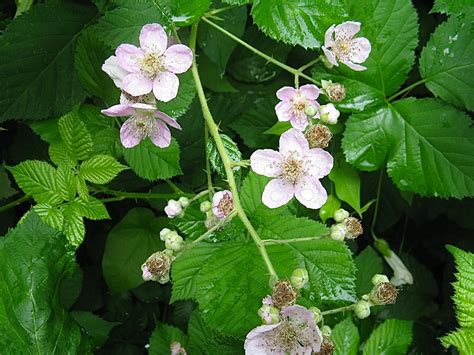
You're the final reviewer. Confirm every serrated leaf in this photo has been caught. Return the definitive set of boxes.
[80,154,126,184]
[222,0,249,4]
[431,0,474,15]
[333,317,360,355]
[33,204,64,230]
[58,111,93,161]
[163,0,211,26]
[312,0,418,111]
[170,204,208,241]
[75,175,89,200]
[441,327,474,354]
[56,165,77,202]
[70,197,109,220]
[363,319,413,354]
[149,323,187,355]
[355,246,383,295]
[123,139,182,181]
[49,143,77,169]
[419,11,474,112]
[153,71,196,118]
[343,98,474,198]
[251,0,345,49]
[206,133,242,178]
[62,204,86,247]
[0,166,17,200]
[0,213,86,353]
[329,157,362,215]
[102,208,166,293]
[0,2,96,122]
[71,311,119,348]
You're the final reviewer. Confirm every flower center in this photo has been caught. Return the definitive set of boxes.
[146,255,170,276]
[131,116,154,138]
[335,39,354,61]
[140,53,164,79]
[217,193,233,217]
[281,157,304,184]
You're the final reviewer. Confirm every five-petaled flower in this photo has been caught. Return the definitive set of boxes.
[275,85,320,131]
[322,21,371,71]
[244,305,323,354]
[106,23,193,102]
[250,129,333,209]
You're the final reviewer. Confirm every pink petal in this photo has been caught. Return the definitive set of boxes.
[306,148,333,178]
[101,104,136,117]
[342,61,367,71]
[295,176,328,209]
[350,37,372,63]
[262,178,294,208]
[279,129,309,158]
[115,44,144,73]
[275,101,293,122]
[139,23,168,55]
[163,44,193,74]
[120,118,145,148]
[244,323,281,354]
[150,119,171,148]
[122,73,153,96]
[324,24,336,47]
[102,56,129,88]
[276,86,298,101]
[335,21,361,40]
[129,102,156,111]
[154,111,181,129]
[299,84,320,101]
[322,47,338,66]
[250,149,283,177]
[153,71,179,102]
[289,114,309,131]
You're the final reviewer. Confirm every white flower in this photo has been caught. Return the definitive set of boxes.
[164,199,183,218]
[319,103,340,125]
[384,251,414,286]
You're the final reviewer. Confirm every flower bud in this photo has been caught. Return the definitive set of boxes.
[165,232,184,252]
[371,274,389,286]
[212,190,234,219]
[258,304,280,324]
[159,228,172,241]
[320,55,334,69]
[178,197,190,208]
[330,223,347,241]
[321,325,332,338]
[345,217,363,239]
[319,104,340,125]
[164,200,183,218]
[369,282,398,305]
[200,200,212,213]
[333,208,349,222]
[354,300,371,319]
[141,251,174,284]
[384,250,414,286]
[305,124,332,149]
[309,307,322,323]
[290,268,309,289]
[304,104,318,117]
[271,280,298,308]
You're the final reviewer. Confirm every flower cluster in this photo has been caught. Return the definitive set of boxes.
[101,23,193,148]
[353,274,399,319]
[164,197,190,218]
[330,208,363,241]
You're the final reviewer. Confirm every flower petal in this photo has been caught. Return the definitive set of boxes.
[154,111,181,129]
[115,44,144,73]
[250,149,283,177]
[299,84,320,101]
[306,148,333,178]
[262,178,294,208]
[122,73,153,96]
[244,323,281,355]
[342,60,367,71]
[350,37,371,63]
[101,104,136,117]
[322,47,338,66]
[276,86,298,101]
[275,101,293,122]
[295,176,328,209]
[120,118,145,148]
[153,71,179,102]
[150,119,171,148]
[289,114,309,131]
[324,24,336,47]
[335,21,361,39]
[139,23,168,55]
[102,55,129,88]
[279,128,309,158]
[129,102,157,111]
[163,44,193,74]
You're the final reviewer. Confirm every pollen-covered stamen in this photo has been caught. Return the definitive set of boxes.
[140,52,165,79]
[145,253,171,277]
[281,156,305,184]
[217,192,233,217]
[130,115,154,139]
[274,321,301,351]
[121,91,154,104]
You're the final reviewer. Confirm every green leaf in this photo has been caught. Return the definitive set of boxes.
[312,0,418,111]
[164,0,211,26]
[355,246,383,295]
[58,111,93,161]
[342,98,474,198]
[70,197,110,221]
[441,327,474,355]
[62,204,86,247]
[33,204,64,230]
[56,165,77,202]
[333,317,360,355]
[0,213,86,353]
[71,311,119,348]
[0,2,96,122]
[9,160,61,204]
[363,319,413,354]
[198,53,238,93]
[154,71,197,118]
[431,0,474,15]
[170,204,208,241]
[102,208,166,293]
[329,157,362,215]
[123,139,182,181]
[49,143,77,169]
[251,0,345,49]
[0,166,17,200]
[149,323,187,355]
[80,154,126,184]
[419,11,474,112]
[222,0,249,4]
[75,175,89,200]
[263,121,292,136]
[206,133,242,178]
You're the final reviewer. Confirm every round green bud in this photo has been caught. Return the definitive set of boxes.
[320,55,334,69]
[354,300,371,319]
[200,201,212,213]
[330,223,347,241]
[159,228,172,241]
[178,197,190,208]
[321,325,332,338]
[290,268,309,289]
[258,304,280,325]
[165,233,184,253]
[371,274,389,286]
[374,238,391,257]
[309,307,322,323]
[304,105,318,117]
[333,208,349,223]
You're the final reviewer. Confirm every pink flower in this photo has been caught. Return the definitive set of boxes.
[101,101,181,149]
[164,200,184,218]
[212,190,234,219]
[322,21,371,71]
[244,305,323,354]
[109,23,193,102]
[250,129,333,209]
[170,342,187,355]
[275,85,320,131]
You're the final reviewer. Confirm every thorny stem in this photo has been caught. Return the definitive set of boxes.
[202,17,321,88]
[387,78,427,101]
[190,22,279,283]
[321,304,356,316]
[370,169,384,240]
[0,194,31,213]
[192,210,238,244]
[263,234,329,245]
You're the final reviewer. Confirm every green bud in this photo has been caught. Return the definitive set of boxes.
[304,105,318,117]
[258,305,280,324]
[159,228,172,241]
[319,194,341,223]
[374,238,391,257]
[321,325,332,338]
[333,208,349,222]
[178,197,190,208]
[320,54,334,69]
[165,232,184,252]
[354,300,371,319]
[290,268,309,289]
[330,223,347,241]
[371,274,389,286]
[200,201,212,213]
[309,307,322,322]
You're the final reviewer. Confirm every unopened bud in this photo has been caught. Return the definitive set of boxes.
[271,280,298,308]
[258,304,280,324]
[309,307,322,323]
[320,55,334,69]
[330,223,347,241]
[305,124,332,149]
[304,104,318,117]
[371,274,389,286]
[164,200,183,218]
[333,208,349,222]
[345,217,363,239]
[141,251,174,284]
[165,232,184,252]
[321,325,332,338]
[354,300,371,319]
[290,268,309,289]
[159,228,172,241]
[200,201,212,213]
[178,197,190,208]
[369,282,398,305]
[320,104,340,125]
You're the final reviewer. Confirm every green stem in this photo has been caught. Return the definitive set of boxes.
[204,5,235,17]
[263,234,328,245]
[387,79,426,101]
[321,304,356,316]
[295,57,321,88]
[204,126,215,196]
[166,179,184,194]
[370,169,384,240]
[190,22,278,283]
[0,194,31,213]
[189,189,211,203]
[192,210,237,244]
[95,186,192,200]
[202,17,320,87]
